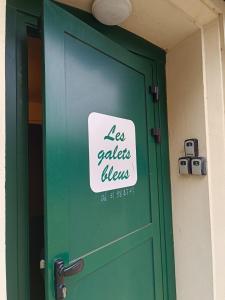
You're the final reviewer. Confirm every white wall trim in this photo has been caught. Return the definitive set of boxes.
[202,0,225,14]
[201,17,225,299]
[200,23,216,300]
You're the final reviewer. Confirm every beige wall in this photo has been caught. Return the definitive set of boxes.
[166,31,214,300]
[202,18,225,299]
[167,16,225,300]
[0,0,6,299]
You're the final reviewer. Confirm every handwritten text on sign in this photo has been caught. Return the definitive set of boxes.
[88,113,137,193]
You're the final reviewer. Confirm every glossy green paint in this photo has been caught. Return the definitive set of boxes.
[43,1,167,299]
[156,63,176,300]
[6,5,39,300]
[6,1,176,300]
[52,6,176,300]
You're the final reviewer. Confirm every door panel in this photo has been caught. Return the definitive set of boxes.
[43,1,163,299]
[64,33,151,256]
[68,240,155,300]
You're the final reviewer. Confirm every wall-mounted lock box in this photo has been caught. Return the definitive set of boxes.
[191,157,207,175]
[184,138,199,157]
[179,157,191,175]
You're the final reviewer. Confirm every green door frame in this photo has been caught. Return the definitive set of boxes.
[6,1,176,299]
[6,4,40,300]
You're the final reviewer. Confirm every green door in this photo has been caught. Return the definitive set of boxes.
[43,1,164,299]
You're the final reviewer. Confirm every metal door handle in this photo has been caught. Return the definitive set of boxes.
[54,259,84,299]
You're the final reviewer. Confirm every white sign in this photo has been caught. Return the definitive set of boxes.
[88,112,137,193]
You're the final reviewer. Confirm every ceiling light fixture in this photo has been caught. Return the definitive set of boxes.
[92,0,132,26]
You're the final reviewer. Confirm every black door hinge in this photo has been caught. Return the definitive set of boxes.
[151,128,161,144]
[150,85,159,102]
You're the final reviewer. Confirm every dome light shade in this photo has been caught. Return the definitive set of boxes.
[92,0,132,26]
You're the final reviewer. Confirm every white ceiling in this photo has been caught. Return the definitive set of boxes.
[57,0,219,50]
